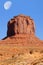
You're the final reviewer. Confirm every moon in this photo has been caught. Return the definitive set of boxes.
[4,1,12,10]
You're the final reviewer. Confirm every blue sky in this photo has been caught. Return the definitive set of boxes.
[0,0,43,40]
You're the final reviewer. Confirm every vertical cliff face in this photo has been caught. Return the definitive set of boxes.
[7,14,35,37]
[0,14,43,65]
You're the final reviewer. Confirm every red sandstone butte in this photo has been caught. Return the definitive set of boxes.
[0,14,43,65]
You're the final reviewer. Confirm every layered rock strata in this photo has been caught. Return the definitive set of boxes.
[0,14,43,65]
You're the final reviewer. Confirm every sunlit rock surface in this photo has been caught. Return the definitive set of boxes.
[0,14,43,65]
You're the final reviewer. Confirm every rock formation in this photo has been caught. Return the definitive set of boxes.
[7,14,35,37]
[0,14,43,65]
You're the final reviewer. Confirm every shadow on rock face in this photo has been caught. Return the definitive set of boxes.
[7,22,16,37]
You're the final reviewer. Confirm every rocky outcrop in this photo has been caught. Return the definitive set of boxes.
[0,14,43,65]
[7,14,35,37]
